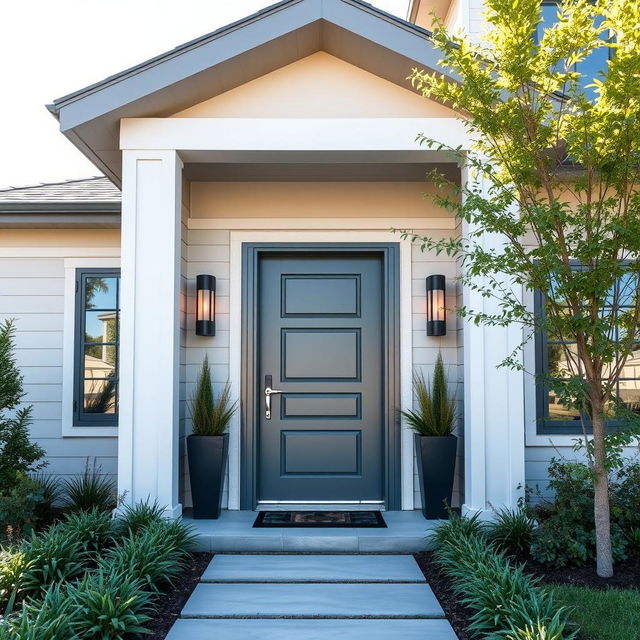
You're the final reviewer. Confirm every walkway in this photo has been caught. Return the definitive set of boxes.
[166,554,458,639]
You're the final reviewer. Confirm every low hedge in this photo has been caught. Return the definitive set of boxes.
[0,503,195,640]
[433,514,577,640]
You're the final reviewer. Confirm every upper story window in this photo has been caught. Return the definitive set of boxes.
[74,269,120,426]
[537,2,611,101]
[535,275,640,434]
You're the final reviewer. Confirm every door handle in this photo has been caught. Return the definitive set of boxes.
[264,375,283,420]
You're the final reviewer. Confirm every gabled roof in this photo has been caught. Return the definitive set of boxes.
[0,177,120,227]
[48,0,455,185]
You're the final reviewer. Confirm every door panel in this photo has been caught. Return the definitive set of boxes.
[258,253,383,503]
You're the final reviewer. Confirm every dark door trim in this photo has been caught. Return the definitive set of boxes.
[240,243,401,510]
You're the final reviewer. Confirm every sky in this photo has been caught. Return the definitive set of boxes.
[0,0,410,190]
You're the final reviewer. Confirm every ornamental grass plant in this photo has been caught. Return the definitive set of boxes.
[401,352,456,436]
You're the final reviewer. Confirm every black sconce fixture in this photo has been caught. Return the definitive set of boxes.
[196,274,216,336]
[426,274,446,336]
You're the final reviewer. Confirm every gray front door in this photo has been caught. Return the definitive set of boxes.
[257,252,384,503]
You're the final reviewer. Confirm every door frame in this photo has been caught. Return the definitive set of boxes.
[239,243,401,510]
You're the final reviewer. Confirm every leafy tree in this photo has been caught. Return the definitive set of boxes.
[406,0,640,577]
[0,320,46,489]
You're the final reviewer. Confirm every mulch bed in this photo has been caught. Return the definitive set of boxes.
[415,550,640,640]
[144,551,213,640]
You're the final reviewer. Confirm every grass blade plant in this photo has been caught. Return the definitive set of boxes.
[487,507,537,555]
[113,500,165,536]
[433,514,576,639]
[63,459,116,512]
[401,352,456,436]
[190,355,238,436]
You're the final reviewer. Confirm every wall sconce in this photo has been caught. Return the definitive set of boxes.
[426,274,446,336]
[196,274,216,336]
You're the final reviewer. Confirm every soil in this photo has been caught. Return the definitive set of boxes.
[143,552,213,640]
[515,553,640,590]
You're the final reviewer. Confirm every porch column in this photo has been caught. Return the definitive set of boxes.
[461,164,525,516]
[118,149,183,518]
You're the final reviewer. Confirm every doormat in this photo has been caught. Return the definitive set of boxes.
[253,511,386,528]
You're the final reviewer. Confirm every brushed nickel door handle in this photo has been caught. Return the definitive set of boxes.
[264,375,283,420]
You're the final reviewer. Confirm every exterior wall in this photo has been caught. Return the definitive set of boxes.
[172,52,456,120]
[183,180,460,510]
[0,229,120,486]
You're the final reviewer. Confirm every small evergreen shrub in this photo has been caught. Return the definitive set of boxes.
[30,473,63,517]
[487,507,536,554]
[0,321,46,493]
[434,514,576,639]
[66,569,153,640]
[63,460,117,512]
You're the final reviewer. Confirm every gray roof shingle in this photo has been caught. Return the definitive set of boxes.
[0,176,121,203]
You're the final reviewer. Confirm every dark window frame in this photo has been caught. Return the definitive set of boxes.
[534,287,639,435]
[73,268,121,427]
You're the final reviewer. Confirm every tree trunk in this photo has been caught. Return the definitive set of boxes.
[591,402,614,578]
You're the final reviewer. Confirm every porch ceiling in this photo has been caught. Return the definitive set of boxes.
[47,0,458,187]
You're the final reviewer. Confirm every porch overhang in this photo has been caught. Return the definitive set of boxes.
[47,0,459,186]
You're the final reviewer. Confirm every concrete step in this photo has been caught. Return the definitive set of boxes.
[202,554,426,583]
[166,618,458,640]
[181,582,444,618]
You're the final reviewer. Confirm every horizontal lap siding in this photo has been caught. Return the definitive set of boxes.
[0,255,117,484]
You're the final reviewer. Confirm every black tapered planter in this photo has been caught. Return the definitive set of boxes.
[187,434,229,519]
[415,434,457,519]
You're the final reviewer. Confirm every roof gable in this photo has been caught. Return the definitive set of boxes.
[172,51,455,119]
[49,0,456,185]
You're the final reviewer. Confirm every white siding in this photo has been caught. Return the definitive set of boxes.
[0,255,118,483]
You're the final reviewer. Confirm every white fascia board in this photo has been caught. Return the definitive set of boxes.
[120,118,470,153]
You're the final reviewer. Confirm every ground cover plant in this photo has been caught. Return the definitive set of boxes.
[0,502,196,639]
[430,514,576,639]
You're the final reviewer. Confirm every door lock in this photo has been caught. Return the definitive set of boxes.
[264,375,283,420]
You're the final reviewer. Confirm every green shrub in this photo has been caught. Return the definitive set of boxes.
[626,528,640,557]
[401,353,456,436]
[19,525,88,598]
[59,508,114,553]
[530,459,631,566]
[101,520,193,592]
[0,584,76,640]
[434,515,576,639]
[113,500,165,536]
[30,473,63,516]
[0,475,46,542]
[66,569,152,640]
[0,549,33,615]
[487,507,536,554]
[0,320,46,492]
[63,461,116,512]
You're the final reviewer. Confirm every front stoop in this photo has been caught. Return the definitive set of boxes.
[165,554,459,640]
[185,510,439,553]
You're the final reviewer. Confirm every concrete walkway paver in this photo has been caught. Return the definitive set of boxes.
[166,553,458,640]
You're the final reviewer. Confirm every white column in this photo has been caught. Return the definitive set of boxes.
[461,164,525,516]
[118,149,183,518]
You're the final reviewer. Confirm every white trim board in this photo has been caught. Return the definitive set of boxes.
[62,256,120,438]
[188,217,457,231]
[227,230,414,510]
[0,247,121,258]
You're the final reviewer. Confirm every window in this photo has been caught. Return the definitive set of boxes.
[73,269,120,426]
[535,276,640,434]
[537,2,611,101]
